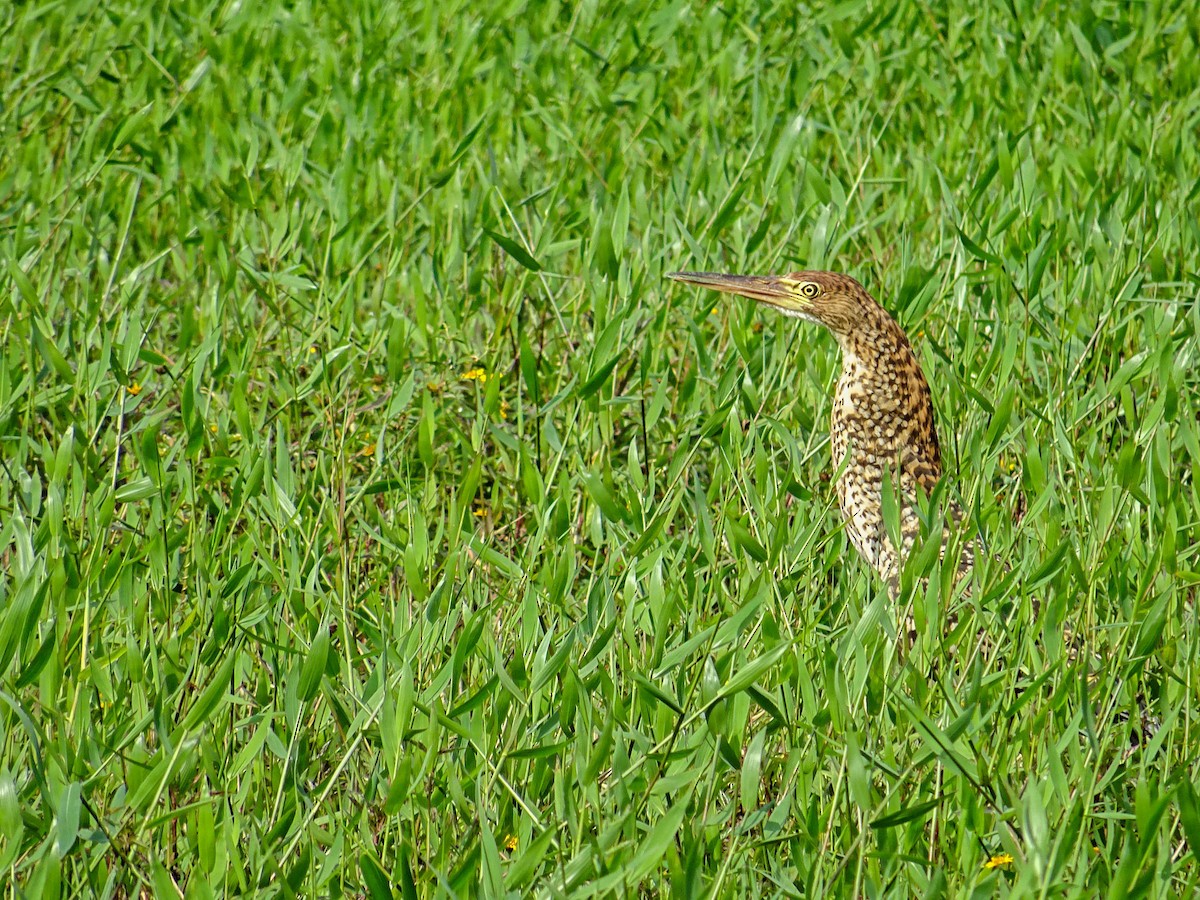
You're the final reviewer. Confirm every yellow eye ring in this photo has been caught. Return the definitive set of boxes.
[800,282,820,298]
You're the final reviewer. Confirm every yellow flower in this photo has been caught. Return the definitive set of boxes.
[499,400,510,420]
[503,835,517,852]
[127,383,142,396]
[462,368,488,383]
[983,853,1014,870]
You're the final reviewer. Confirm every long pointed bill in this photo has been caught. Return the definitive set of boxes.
[666,271,808,319]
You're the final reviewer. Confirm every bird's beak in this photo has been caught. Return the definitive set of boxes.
[667,271,802,313]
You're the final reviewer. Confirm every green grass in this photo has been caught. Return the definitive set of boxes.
[2,0,1198,895]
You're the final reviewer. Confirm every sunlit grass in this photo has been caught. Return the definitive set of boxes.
[1,0,1198,895]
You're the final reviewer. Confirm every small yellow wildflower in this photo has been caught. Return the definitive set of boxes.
[499,400,510,420]
[462,368,488,383]
[127,383,142,396]
[473,505,488,518]
[309,345,318,354]
[983,853,1014,870]
[210,424,218,433]
[359,443,376,457]
[503,835,517,852]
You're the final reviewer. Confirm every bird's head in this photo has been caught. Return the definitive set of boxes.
[667,270,883,339]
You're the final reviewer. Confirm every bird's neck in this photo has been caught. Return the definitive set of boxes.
[835,314,917,377]
[833,316,935,428]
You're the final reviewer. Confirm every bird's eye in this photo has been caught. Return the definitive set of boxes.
[800,282,820,299]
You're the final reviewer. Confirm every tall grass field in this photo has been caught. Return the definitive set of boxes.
[2,0,1198,896]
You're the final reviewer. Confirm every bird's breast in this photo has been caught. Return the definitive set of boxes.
[828,365,943,573]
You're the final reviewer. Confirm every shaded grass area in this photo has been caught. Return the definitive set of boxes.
[1,0,1198,895]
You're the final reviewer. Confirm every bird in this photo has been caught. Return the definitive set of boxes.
[669,270,1162,741]
[667,270,971,598]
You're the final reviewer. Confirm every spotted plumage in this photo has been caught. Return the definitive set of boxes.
[668,270,971,594]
